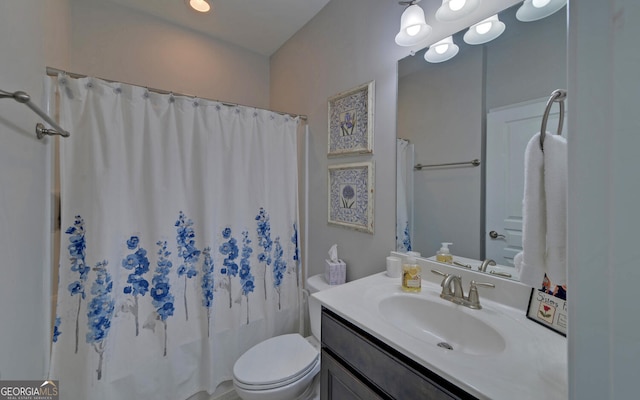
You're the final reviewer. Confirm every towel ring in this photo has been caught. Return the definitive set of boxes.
[539,89,567,151]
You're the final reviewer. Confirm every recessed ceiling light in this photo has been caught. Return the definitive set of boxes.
[187,0,211,13]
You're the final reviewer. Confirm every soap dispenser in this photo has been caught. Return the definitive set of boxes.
[402,251,422,293]
[436,243,453,264]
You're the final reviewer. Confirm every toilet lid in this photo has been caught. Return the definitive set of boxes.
[233,333,319,388]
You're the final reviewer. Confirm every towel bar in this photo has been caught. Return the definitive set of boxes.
[539,89,567,151]
[414,159,480,170]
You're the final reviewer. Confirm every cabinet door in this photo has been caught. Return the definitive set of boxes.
[322,309,475,400]
[321,350,384,400]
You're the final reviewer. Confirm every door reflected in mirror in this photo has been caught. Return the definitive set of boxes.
[396,4,567,281]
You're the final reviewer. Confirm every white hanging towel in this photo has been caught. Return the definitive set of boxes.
[515,132,567,287]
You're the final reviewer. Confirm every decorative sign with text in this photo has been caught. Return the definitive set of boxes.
[526,288,567,336]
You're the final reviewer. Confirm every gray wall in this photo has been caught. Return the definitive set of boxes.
[69,0,271,109]
[270,0,408,280]
[398,45,484,260]
[568,0,640,397]
[0,0,69,380]
[485,7,567,110]
[396,6,566,260]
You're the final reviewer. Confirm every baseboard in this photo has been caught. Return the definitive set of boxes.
[187,381,240,400]
[212,386,240,400]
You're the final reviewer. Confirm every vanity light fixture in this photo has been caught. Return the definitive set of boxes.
[435,0,480,22]
[187,0,211,13]
[463,14,506,45]
[395,0,432,47]
[424,36,459,63]
[516,0,566,22]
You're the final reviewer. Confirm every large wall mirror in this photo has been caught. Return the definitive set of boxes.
[396,4,566,280]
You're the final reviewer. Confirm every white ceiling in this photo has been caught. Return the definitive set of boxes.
[100,0,522,58]
[102,0,331,56]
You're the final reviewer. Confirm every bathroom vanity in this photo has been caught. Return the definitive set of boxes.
[314,257,567,400]
[321,308,475,399]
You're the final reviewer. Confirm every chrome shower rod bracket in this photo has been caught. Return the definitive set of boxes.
[0,88,70,139]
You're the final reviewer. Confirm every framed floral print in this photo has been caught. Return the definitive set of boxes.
[328,162,374,233]
[327,81,374,156]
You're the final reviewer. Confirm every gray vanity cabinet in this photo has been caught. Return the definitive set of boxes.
[321,349,383,400]
[320,308,478,400]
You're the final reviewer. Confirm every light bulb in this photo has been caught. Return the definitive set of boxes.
[448,0,467,11]
[189,0,211,13]
[406,25,421,37]
[532,0,552,8]
[475,21,492,35]
[395,4,431,46]
[425,36,458,63]
[435,44,449,54]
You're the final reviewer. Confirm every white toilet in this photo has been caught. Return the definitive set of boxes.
[232,274,332,400]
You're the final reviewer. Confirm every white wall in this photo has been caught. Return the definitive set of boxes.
[567,0,640,398]
[69,0,270,108]
[0,0,69,380]
[270,0,408,280]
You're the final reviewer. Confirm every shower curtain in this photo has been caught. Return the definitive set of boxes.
[396,138,414,252]
[49,76,301,400]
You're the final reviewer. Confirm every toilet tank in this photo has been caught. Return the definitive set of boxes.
[306,274,333,341]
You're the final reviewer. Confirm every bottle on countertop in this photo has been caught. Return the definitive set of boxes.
[436,242,453,264]
[402,251,422,293]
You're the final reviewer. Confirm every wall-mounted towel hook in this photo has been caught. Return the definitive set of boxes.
[0,88,70,139]
[539,89,567,151]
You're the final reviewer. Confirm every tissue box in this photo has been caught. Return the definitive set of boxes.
[325,259,346,285]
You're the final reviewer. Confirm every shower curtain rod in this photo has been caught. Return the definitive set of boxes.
[46,66,308,121]
[0,88,70,139]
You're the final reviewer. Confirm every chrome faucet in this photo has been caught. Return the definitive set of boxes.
[441,274,464,303]
[467,281,496,309]
[479,259,496,272]
[431,269,495,309]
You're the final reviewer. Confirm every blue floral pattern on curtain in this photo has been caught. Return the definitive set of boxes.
[65,216,90,354]
[148,240,175,357]
[240,231,255,324]
[86,260,115,381]
[175,212,200,321]
[219,227,239,308]
[50,75,301,400]
[120,236,150,336]
[201,247,214,337]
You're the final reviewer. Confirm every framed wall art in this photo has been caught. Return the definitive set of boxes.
[328,162,374,233]
[327,81,374,156]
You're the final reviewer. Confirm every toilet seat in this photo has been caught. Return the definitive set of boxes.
[233,333,319,391]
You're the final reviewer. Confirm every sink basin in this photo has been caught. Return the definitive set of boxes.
[378,294,506,356]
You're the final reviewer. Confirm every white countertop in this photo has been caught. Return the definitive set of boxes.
[313,270,568,400]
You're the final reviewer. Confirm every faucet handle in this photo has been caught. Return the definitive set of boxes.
[431,269,450,287]
[431,269,455,297]
[431,269,448,278]
[467,281,495,309]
